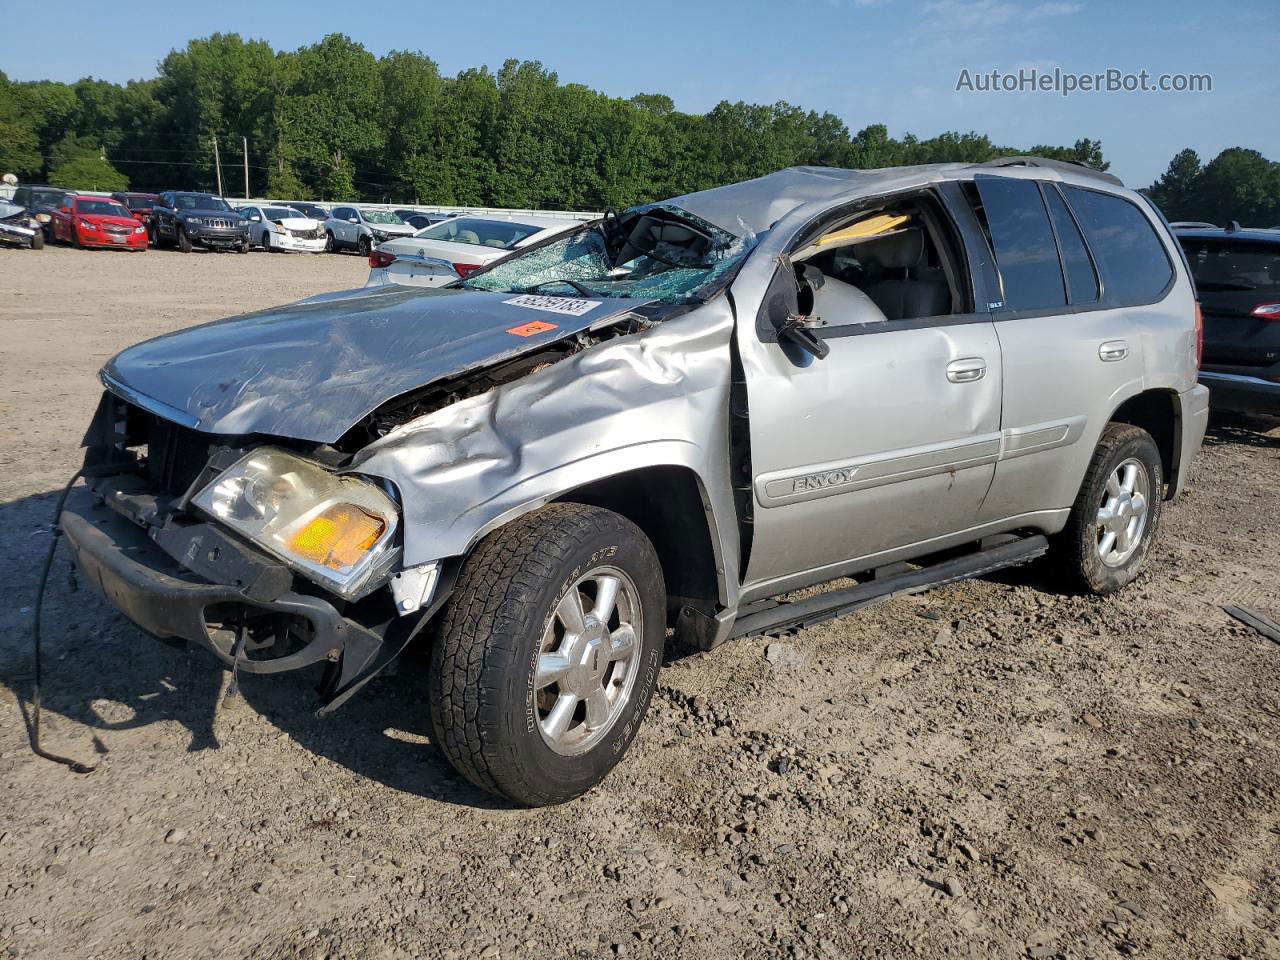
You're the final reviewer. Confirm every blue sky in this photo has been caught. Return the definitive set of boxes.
[3,0,1276,187]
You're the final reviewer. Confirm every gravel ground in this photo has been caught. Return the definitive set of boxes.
[1,245,1279,960]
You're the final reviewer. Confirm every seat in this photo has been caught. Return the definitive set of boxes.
[455,229,480,245]
[860,228,951,321]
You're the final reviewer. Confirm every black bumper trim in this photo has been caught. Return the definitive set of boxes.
[60,490,382,682]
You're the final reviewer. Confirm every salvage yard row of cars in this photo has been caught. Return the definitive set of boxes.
[3,184,581,265]
[54,157,1247,806]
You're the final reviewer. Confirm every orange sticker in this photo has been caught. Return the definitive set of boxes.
[507,320,558,337]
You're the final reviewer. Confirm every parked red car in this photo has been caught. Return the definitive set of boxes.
[51,196,149,250]
[111,191,159,225]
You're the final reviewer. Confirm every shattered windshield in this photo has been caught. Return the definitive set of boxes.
[461,205,754,304]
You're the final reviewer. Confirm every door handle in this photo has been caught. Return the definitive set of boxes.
[946,357,987,383]
[1099,340,1129,362]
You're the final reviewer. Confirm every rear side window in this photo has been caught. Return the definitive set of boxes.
[1043,186,1099,304]
[973,176,1066,311]
[1063,186,1173,306]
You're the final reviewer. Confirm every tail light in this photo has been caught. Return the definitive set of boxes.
[368,249,396,268]
[1194,301,1204,368]
[1250,301,1280,320]
[453,262,482,278]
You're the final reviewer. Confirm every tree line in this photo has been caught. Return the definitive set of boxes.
[0,31,1272,225]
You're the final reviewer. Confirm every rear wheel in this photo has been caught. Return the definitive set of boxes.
[1056,422,1163,594]
[429,503,665,806]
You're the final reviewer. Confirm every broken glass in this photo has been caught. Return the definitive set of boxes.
[463,206,755,304]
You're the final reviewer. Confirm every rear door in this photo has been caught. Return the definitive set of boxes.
[970,175,1175,521]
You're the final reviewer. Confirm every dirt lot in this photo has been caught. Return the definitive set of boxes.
[1,244,1278,960]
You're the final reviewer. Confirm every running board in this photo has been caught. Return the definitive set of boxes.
[728,534,1048,639]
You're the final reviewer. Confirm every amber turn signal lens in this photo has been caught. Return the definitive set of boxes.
[287,504,386,570]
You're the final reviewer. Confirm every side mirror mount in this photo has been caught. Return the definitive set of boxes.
[764,260,830,361]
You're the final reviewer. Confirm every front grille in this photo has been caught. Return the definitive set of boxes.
[144,413,215,496]
[200,218,236,230]
[288,227,322,240]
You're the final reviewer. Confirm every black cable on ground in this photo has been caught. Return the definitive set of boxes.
[25,470,98,774]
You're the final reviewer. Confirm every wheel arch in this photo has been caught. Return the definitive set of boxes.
[553,465,724,625]
[1107,388,1181,499]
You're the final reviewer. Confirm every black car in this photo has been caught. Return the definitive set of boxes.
[151,191,250,253]
[285,201,330,220]
[12,184,76,240]
[1177,224,1280,415]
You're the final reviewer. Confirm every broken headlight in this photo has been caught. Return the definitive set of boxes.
[192,448,399,599]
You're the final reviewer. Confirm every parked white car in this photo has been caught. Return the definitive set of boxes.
[365,215,581,287]
[325,206,416,256]
[240,205,327,253]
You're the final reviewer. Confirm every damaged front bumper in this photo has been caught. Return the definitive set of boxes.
[60,480,418,714]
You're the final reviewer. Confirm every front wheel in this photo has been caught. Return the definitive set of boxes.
[324,230,336,253]
[1056,422,1163,595]
[429,503,665,806]
[356,234,370,258]
[30,231,44,250]
[176,227,192,253]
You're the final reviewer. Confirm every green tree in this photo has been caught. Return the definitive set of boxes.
[0,71,42,176]
[47,136,128,190]
[1145,148,1203,220]
[1188,148,1280,225]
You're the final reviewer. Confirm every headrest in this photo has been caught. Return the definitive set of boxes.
[864,228,924,269]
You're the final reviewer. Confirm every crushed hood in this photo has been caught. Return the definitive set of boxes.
[103,285,652,444]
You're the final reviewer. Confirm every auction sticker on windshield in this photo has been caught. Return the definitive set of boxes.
[503,294,597,316]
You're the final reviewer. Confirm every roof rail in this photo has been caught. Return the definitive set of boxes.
[974,156,1124,187]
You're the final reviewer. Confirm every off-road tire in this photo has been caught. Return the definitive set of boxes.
[1057,422,1163,595]
[177,226,192,253]
[428,503,665,806]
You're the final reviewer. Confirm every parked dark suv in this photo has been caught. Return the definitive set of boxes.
[12,184,76,241]
[1176,225,1280,414]
[151,191,250,253]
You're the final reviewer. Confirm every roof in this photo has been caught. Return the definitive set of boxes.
[666,157,1124,237]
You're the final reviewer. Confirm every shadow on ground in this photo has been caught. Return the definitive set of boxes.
[0,487,500,808]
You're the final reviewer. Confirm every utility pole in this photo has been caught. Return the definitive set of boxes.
[242,136,250,199]
[212,136,224,196]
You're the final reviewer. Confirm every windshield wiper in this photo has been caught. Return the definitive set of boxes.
[522,279,597,297]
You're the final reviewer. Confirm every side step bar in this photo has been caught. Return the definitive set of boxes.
[728,534,1049,639]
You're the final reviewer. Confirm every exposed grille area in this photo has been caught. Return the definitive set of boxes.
[199,218,237,230]
[288,227,322,240]
[144,412,216,497]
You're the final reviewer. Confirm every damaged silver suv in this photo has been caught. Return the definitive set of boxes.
[63,158,1208,805]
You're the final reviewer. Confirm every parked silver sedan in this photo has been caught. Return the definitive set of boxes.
[365,214,581,287]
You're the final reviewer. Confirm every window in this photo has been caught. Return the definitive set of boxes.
[973,176,1066,312]
[417,217,545,250]
[1179,238,1280,297]
[1063,186,1173,306]
[1043,186,1099,304]
[784,196,965,325]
